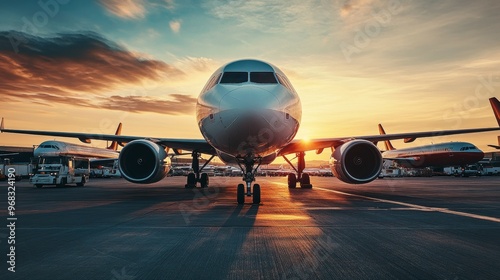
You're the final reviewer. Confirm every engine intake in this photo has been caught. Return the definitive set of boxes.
[119,140,170,184]
[330,139,382,184]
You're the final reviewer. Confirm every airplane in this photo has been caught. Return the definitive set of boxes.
[377,124,485,168]
[488,136,500,149]
[33,123,122,158]
[2,59,500,204]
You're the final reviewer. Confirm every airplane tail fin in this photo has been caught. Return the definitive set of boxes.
[378,123,396,151]
[106,123,122,151]
[0,117,4,132]
[490,97,500,127]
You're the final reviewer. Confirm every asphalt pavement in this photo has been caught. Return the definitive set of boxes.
[1,175,499,280]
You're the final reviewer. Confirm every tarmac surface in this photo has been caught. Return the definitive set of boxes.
[1,175,500,280]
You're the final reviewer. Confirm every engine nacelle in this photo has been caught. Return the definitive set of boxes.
[330,139,382,184]
[118,140,171,184]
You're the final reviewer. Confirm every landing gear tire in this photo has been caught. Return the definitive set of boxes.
[300,173,313,189]
[237,184,245,204]
[287,173,297,189]
[253,184,261,204]
[185,173,196,188]
[200,173,209,188]
[35,184,43,188]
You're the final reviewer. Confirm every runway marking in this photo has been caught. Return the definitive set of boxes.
[303,207,423,211]
[315,187,500,223]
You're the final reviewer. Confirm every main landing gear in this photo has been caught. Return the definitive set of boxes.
[283,151,313,189]
[185,151,215,188]
[236,155,262,205]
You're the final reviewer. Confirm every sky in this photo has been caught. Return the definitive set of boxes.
[1,0,500,162]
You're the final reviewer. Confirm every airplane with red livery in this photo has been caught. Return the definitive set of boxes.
[378,124,485,168]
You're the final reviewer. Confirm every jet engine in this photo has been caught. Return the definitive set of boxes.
[118,140,171,184]
[330,139,382,184]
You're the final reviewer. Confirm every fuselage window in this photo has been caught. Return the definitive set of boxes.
[250,72,278,84]
[220,72,248,83]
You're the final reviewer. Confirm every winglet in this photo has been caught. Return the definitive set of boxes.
[107,123,122,150]
[0,118,4,132]
[490,97,500,127]
[378,124,396,151]
[488,137,500,149]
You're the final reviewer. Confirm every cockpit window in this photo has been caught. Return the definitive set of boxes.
[276,73,296,93]
[250,72,277,83]
[202,73,222,92]
[220,72,248,83]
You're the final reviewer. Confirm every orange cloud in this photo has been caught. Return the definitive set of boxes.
[99,0,176,19]
[0,31,183,95]
[0,31,195,115]
[99,0,147,19]
[100,94,196,115]
[3,92,196,115]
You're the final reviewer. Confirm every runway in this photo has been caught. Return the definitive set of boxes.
[1,176,500,279]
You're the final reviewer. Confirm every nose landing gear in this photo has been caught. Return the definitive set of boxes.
[236,156,262,204]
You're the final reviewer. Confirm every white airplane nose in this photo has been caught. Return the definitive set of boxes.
[219,86,280,111]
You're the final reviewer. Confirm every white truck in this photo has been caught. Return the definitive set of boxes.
[30,156,90,188]
[443,165,482,177]
[1,159,34,181]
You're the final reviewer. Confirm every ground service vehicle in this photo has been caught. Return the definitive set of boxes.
[30,156,90,188]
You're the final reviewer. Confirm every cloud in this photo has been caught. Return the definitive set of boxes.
[99,0,176,19]
[100,94,196,114]
[169,20,181,33]
[2,92,94,108]
[0,31,183,95]
[204,0,326,33]
[99,0,147,19]
[174,56,219,72]
[3,92,197,115]
[0,31,195,115]
[339,0,379,19]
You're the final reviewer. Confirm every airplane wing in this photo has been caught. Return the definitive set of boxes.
[0,153,19,157]
[2,97,500,157]
[0,118,216,155]
[278,97,500,155]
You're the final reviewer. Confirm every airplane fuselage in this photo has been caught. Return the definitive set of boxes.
[34,140,119,159]
[196,59,301,164]
[382,142,484,168]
